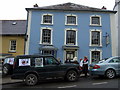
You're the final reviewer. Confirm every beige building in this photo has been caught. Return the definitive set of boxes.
[0,20,26,58]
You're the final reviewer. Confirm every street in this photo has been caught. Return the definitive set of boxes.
[1,75,120,89]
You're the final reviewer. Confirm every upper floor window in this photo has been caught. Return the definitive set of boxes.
[65,29,77,46]
[9,40,16,52]
[90,15,101,26]
[65,14,77,25]
[90,30,102,46]
[40,28,53,45]
[41,14,53,25]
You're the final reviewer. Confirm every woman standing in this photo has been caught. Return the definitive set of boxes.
[83,56,89,77]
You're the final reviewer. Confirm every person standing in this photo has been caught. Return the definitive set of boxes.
[79,58,83,70]
[71,57,79,64]
[83,56,89,77]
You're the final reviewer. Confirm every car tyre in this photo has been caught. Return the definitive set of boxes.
[2,64,11,75]
[25,74,38,86]
[66,70,78,82]
[105,69,116,79]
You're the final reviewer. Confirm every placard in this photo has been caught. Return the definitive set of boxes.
[35,58,43,67]
[19,58,31,66]
[7,58,14,65]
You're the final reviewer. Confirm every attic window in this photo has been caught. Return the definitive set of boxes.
[12,22,17,25]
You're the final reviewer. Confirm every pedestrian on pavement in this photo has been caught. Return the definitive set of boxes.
[57,57,61,63]
[83,56,89,77]
[72,57,79,64]
[79,58,83,70]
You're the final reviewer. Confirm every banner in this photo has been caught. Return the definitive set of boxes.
[7,58,14,65]
[19,58,31,66]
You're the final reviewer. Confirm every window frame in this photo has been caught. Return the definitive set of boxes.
[89,49,102,64]
[64,28,78,46]
[89,29,102,47]
[9,40,17,52]
[41,14,53,25]
[90,15,102,26]
[65,14,77,25]
[40,27,53,45]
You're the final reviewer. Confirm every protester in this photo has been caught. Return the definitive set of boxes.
[79,58,83,70]
[82,56,89,77]
[57,57,61,63]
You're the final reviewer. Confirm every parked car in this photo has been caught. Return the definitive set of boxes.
[2,57,15,75]
[89,56,120,79]
[98,58,108,63]
[11,55,81,86]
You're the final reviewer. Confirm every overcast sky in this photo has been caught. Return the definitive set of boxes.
[0,0,115,20]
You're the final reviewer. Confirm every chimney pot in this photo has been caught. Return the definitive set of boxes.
[34,4,38,7]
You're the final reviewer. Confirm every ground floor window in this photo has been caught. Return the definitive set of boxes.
[64,50,78,63]
[41,50,57,57]
[91,51,101,63]
[42,50,52,55]
[66,51,75,60]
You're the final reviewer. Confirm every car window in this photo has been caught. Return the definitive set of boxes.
[45,57,58,65]
[109,58,120,63]
[4,58,14,65]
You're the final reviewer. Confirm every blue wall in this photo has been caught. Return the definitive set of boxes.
[27,10,112,63]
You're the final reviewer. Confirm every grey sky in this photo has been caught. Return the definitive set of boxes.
[0,0,115,20]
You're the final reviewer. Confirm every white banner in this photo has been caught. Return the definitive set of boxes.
[7,58,14,65]
[19,58,31,66]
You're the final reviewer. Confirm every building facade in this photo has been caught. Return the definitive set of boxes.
[25,3,116,64]
[114,0,120,56]
[0,20,26,58]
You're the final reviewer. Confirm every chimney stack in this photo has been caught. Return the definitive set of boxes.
[102,6,107,10]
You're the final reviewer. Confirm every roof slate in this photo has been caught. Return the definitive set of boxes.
[0,20,26,35]
[26,2,116,13]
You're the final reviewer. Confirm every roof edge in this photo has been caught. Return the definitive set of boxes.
[25,8,117,14]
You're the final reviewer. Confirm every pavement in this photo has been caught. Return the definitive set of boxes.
[0,75,23,85]
[0,74,88,85]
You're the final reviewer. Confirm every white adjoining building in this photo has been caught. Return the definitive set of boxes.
[113,0,120,56]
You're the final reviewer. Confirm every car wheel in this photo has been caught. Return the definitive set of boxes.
[66,70,78,82]
[105,69,116,79]
[2,64,11,75]
[25,74,38,86]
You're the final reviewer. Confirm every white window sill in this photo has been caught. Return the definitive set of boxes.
[89,45,102,47]
[65,24,77,26]
[41,23,53,25]
[39,43,53,45]
[89,24,102,27]
[8,50,16,53]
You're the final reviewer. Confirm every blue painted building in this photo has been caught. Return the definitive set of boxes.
[25,3,116,64]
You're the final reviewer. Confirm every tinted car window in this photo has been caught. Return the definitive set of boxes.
[109,58,120,63]
[45,57,58,65]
